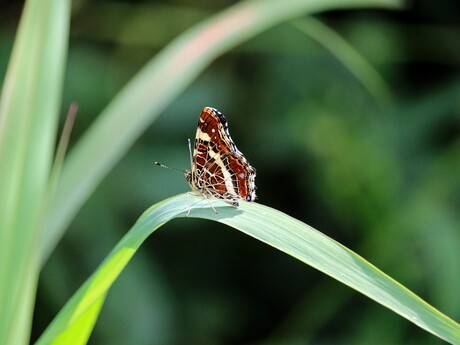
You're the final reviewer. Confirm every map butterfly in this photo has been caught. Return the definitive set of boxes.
[155,107,256,212]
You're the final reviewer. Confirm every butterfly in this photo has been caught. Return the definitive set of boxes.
[155,107,256,212]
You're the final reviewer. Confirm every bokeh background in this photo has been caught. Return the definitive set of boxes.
[2,0,460,344]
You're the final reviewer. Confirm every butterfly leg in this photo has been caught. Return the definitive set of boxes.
[185,191,218,215]
[201,192,218,214]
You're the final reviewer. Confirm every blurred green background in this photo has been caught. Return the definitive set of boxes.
[2,0,459,344]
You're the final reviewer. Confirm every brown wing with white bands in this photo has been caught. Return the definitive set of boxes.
[190,107,256,205]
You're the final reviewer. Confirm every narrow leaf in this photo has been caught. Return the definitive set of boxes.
[37,194,460,345]
[292,17,393,105]
[0,0,70,343]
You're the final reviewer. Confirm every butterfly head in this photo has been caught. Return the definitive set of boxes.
[185,170,192,185]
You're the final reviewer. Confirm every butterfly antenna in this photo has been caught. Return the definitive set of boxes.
[154,162,187,174]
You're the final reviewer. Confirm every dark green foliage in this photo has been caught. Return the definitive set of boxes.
[1,0,458,344]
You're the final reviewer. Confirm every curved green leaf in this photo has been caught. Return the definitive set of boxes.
[37,194,460,345]
[292,17,393,106]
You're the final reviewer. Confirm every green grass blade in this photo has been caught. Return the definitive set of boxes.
[37,194,460,344]
[0,0,70,344]
[42,0,403,262]
[292,17,394,106]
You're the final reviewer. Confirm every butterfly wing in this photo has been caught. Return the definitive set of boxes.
[191,107,256,205]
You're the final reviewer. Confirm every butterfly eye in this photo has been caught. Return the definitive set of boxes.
[246,195,252,201]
